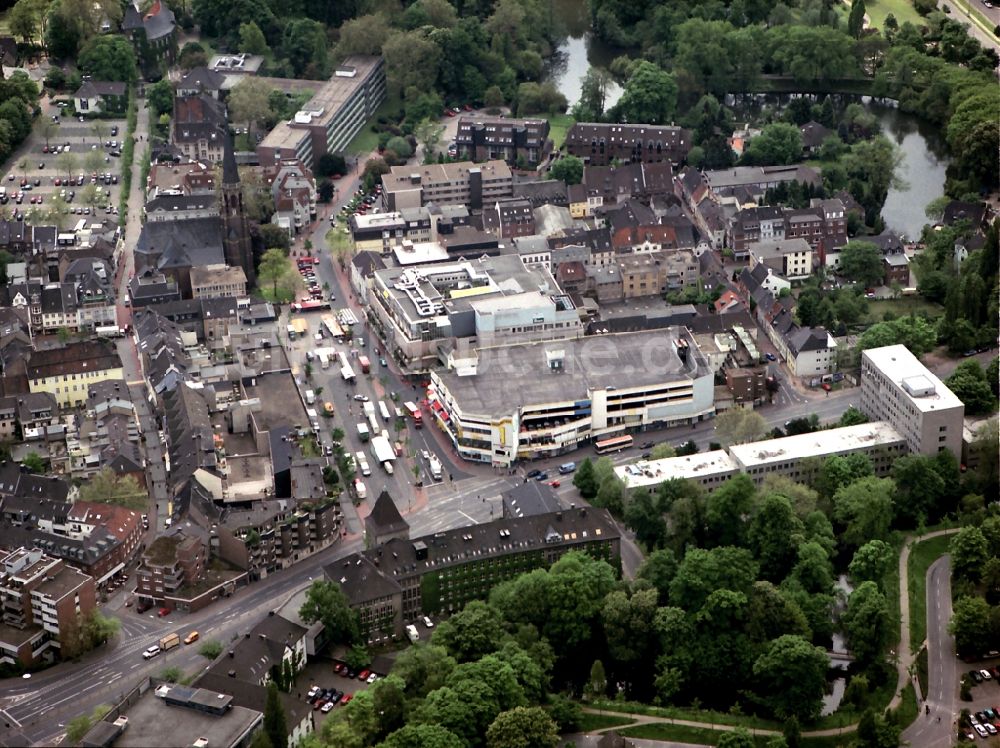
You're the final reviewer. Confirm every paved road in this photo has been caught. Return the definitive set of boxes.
[902,554,959,748]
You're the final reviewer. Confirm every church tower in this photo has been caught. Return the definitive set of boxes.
[220,129,256,286]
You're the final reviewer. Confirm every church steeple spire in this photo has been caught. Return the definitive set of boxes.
[220,127,255,285]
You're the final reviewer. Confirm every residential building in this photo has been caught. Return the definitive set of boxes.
[381,160,513,211]
[349,205,471,253]
[727,206,787,256]
[0,393,57,441]
[144,192,220,223]
[134,217,225,298]
[565,123,692,166]
[73,80,127,115]
[135,529,210,611]
[780,325,836,378]
[368,255,581,372]
[883,254,910,286]
[799,121,833,154]
[617,421,908,490]
[171,95,228,163]
[121,0,177,74]
[265,159,317,236]
[256,57,387,170]
[582,161,674,214]
[481,198,536,239]
[860,345,965,456]
[190,265,248,299]
[27,341,123,408]
[501,481,564,519]
[455,116,551,165]
[0,547,96,666]
[429,328,715,467]
[703,165,821,201]
[146,160,217,200]
[326,506,621,637]
[618,250,698,297]
[177,66,226,99]
[748,237,813,281]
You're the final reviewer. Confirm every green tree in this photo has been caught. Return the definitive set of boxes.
[753,635,829,721]
[832,476,894,550]
[238,21,269,55]
[950,595,992,659]
[838,406,867,427]
[22,451,45,473]
[624,488,667,549]
[146,79,174,118]
[842,581,891,666]
[891,454,946,527]
[432,600,504,663]
[299,579,360,645]
[946,360,997,416]
[414,119,445,161]
[65,705,111,744]
[198,640,224,660]
[704,474,756,548]
[816,453,873,499]
[573,67,613,120]
[78,468,147,509]
[601,587,659,674]
[263,683,287,748]
[334,14,392,58]
[385,136,413,160]
[572,457,597,498]
[614,61,678,125]
[717,728,756,748]
[258,248,290,298]
[838,241,884,288]
[848,540,894,585]
[8,0,40,43]
[281,18,328,78]
[749,494,805,581]
[587,659,607,700]
[228,77,273,129]
[670,546,758,611]
[714,408,768,445]
[549,156,584,185]
[649,442,675,460]
[636,548,677,605]
[78,35,137,83]
[848,0,867,38]
[485,706,558,748]
[381,724,464,748]
[742,122,803,166]
[950,526,989,582]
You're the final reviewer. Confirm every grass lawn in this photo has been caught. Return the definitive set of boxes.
[863,297,944,324]
[345,92,403,156]
[0,10,9,34]
[863,0,926,29]
[546,113,575,150]
[916,646,929,698]
[908,534,955,651]
[576,713,635,732]
[897,682,919,730]
[589,700,781,731]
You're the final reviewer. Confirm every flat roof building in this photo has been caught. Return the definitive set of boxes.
[256,56,386,169]
[616,450,741,491]
[860,345,964,456]
[429,328,715,466]
[381,160,513,211]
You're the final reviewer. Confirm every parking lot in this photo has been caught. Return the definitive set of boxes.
[295,658,387,725]
[0,106,127,227]
[958,663,1000,741]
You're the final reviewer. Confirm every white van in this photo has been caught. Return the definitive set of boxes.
[304,389,316,405]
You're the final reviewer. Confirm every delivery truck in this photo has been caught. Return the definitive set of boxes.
[355,451,371,477]
[159,633,180,651]
[358,355,371,374]
[403,401,422,428]
[371,435,396,473]
[356,422,370,442]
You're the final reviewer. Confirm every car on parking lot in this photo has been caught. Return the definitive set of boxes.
[340,693,353,705]
[158,607,170,617]
[367,673,379,684]
[983,669,993,681]
[312,698,326,710]
[307,686,321,700]
[358,669,370,681]
[422,615,434,628]
[975,724,988,738]
[971,670,984,683]
[344,668,356,679]
[321,701,335,713]
[987,723,998,736]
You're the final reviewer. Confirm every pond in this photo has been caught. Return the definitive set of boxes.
[544,0,622,109]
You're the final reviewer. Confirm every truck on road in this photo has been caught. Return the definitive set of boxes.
[358,355,371,374]
[371,435,396,473]
[355,451,371,477]
[159,633,180,651]
[405,624,420,643]
[354,478,367,500]
[428,454,442,481]
[318,351,330,369]
[95,325,126,338]
[403,401,422,428]
[357,422,370,442]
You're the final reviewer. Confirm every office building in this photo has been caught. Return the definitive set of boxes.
[617,421,908,490]
[368,254,581,372]
[860,345,965,456]
[326,505,620,638]
[190,264,248,299]
[428,328,715,466]
[256,57,386,170]
[381,160,513,211]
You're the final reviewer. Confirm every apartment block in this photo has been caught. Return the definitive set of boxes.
[27,341,124,408]
[860,345,965,456]
[0,547,96,666]
[455,116,550,165]
[381,160,513,211]
[135,530,206,607]
[565,123,692,166]
[256,57,387,170]
[748,237,813,281]
[189,264,248,299]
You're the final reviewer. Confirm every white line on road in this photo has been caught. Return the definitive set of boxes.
[1,709,22,727]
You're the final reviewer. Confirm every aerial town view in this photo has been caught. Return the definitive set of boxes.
[0,0,996,746]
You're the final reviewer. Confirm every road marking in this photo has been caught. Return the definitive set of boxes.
[1,709,21,727]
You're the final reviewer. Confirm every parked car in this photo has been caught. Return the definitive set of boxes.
[971,670,984,683]
[358,669,371,681]
[340,693,353,705]
[158,607,170,617]
[321,701,335,713]
[422,615,434,628]
[982,669,993,681]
